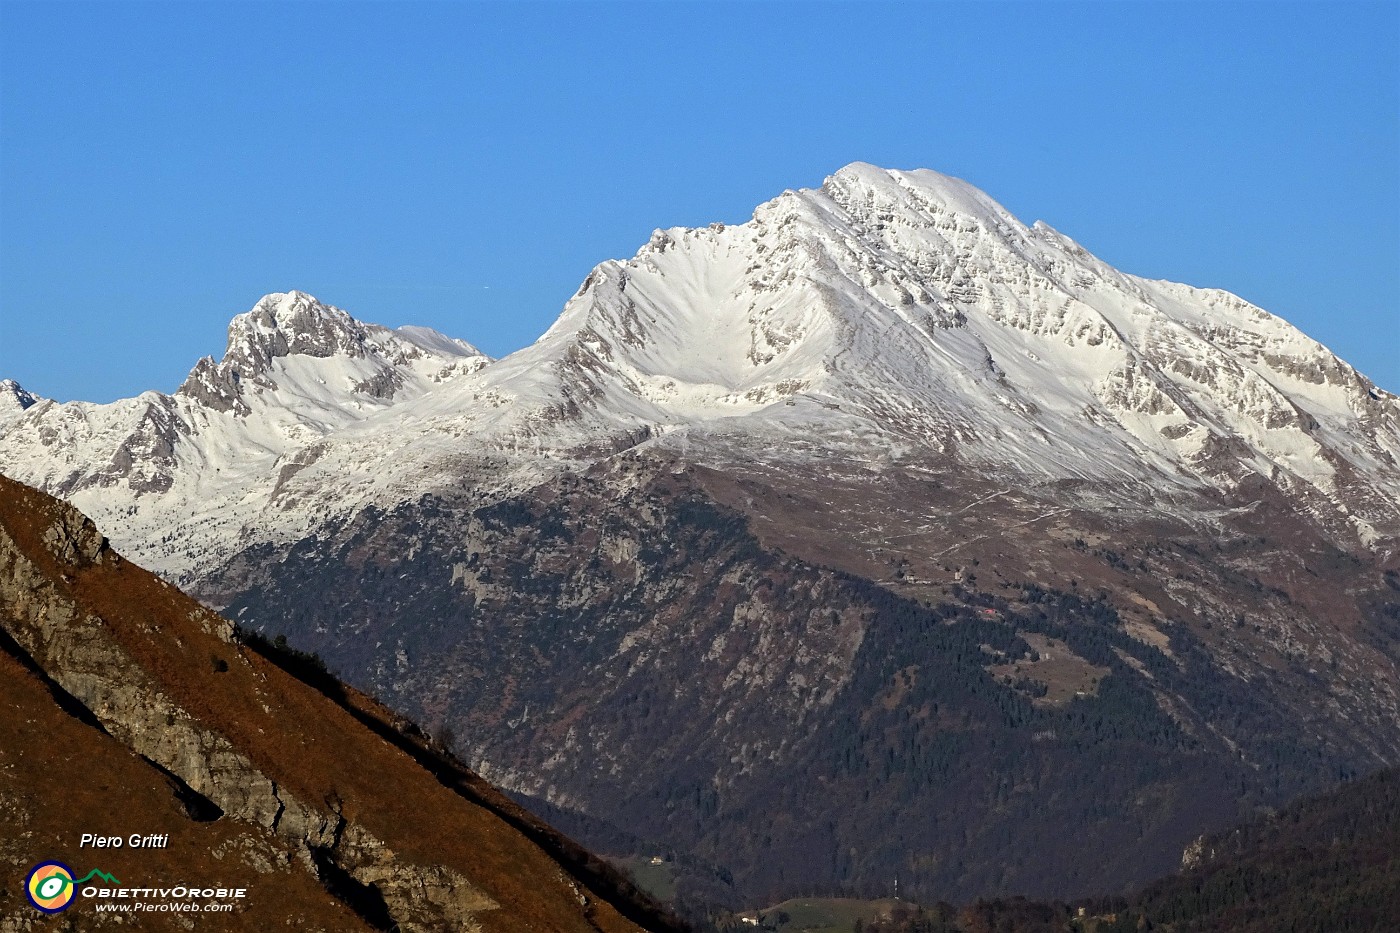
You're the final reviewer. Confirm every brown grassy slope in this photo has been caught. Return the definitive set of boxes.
[0,645,374,931]
[0,475,669,933]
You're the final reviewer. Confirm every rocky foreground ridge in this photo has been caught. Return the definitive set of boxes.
[0,474,677,932]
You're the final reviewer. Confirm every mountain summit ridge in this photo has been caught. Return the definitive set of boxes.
[2,164,1397,579]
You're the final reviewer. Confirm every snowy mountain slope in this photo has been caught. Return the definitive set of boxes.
[560,164,1397,501]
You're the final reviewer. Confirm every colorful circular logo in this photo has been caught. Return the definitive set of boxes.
[26,861,76,913]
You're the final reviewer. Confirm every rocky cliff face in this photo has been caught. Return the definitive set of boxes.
[0,475,673,932]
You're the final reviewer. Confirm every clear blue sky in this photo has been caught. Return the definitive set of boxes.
[2,1,1396,402]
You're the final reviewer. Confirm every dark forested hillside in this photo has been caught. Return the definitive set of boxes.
[1105,765,1400,932]
[806,769,1400,933]
[209,458,1396,909]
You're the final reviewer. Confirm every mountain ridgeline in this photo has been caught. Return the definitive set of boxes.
[3,163,1398,913]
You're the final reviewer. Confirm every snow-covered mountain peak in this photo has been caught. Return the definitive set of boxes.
[504,166,1395,453]
[0,291,492,540]
[176,291,488,414]
[819,161,1022,231]
[225,290,388,370]
[0,379,38,409]
[448,164,1399,550]
[518,163,1082,430]
[0,380,41,428]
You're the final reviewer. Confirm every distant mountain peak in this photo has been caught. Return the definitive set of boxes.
[821,161,1020,228]
[0,380,42,428]
[225,291,376,369]
[2,291,490,510]
[177,291,488,413]
[484,163,1400,547]
[0,379,38,410]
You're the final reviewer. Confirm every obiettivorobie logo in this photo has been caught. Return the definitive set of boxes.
[22,859,248,915]
[25,861,121,914]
